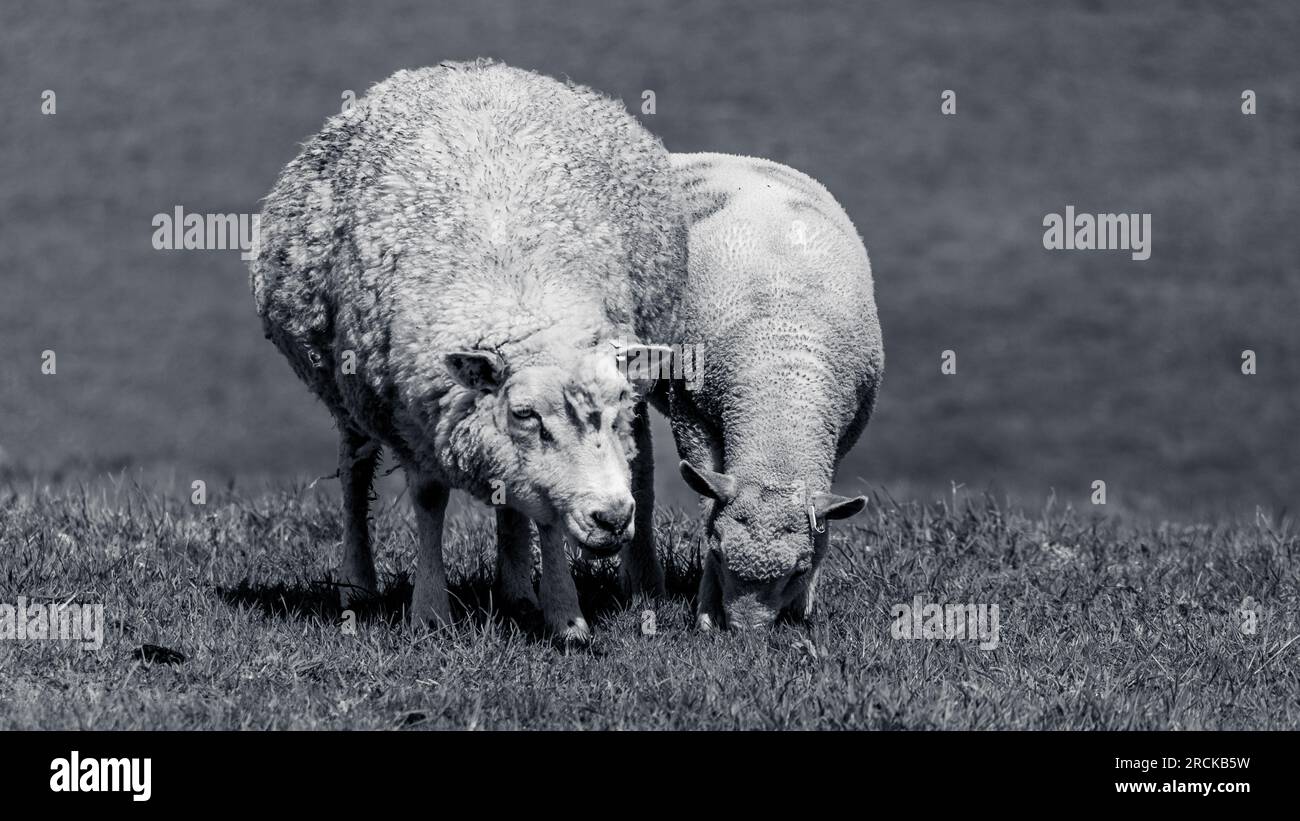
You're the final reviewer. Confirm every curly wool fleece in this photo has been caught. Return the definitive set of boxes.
[250,60,684,497]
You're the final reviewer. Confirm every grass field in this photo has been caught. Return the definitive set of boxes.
[2,482,1296,730]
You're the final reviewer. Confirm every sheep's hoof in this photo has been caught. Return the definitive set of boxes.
[791,589,818,622]
[496,593,543,631]
[408,612,453,633]
[408,595,453,631]
[552,617,592,647]
[696,612,716,632]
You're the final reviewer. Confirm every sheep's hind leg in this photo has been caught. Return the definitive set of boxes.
[338,428,380,608]
[409,475,453,628]
[539,524,590,645]
[495,507,539,623]
[620,399,665,600]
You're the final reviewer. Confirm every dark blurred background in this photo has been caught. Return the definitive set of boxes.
[1,0,1297,517]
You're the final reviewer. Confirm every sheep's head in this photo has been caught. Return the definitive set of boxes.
[681,461,866,630]
[446,346,646,556]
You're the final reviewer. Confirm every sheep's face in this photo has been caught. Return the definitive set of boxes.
[681,461,866,630]
[446,348,640,555]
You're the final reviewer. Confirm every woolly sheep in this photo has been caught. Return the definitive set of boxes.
[643,152,884,630]
[250,61,681,642]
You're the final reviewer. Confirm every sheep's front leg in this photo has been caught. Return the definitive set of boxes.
[409,476,452,627]
[696,545,725,631]
[538,524,589,644]
[338,428,380,608]
[495,507,539,620]
[788,530,829,621]
[621,400,665,600]
[670,411,726,631]
[789,566,821,622]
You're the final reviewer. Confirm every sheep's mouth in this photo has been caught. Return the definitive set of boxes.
[565,512,625,557]
[579,544,622,560]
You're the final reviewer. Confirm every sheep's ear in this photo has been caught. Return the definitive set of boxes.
[680,461,736,503]
[445,350,506,392]
[812,493,867,520]
[613,341,674,398]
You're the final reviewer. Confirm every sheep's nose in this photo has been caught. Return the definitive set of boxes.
[590,498,634,535]
[724,603,777,631]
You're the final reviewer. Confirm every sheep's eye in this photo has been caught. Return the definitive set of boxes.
[512,408,551,443]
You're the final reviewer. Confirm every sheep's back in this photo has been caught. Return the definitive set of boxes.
[671,152,883,456]
[250,61,682,446]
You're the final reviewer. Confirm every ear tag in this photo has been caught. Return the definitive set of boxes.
[807,498,826,535]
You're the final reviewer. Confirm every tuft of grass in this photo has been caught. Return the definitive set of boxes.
[0,479,1296,729]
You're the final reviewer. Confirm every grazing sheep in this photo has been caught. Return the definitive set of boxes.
[250,60,682,643]
[645,152,883,630]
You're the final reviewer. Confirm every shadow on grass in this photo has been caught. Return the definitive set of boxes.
[215,535,705,644]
